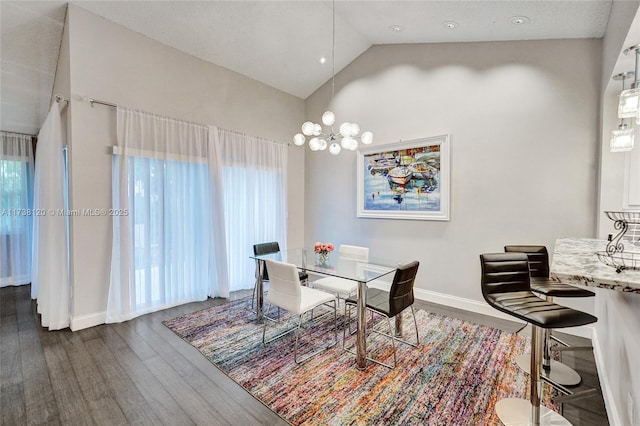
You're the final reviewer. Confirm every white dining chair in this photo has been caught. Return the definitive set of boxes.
[312,244,369,300]
[262,259,338,363]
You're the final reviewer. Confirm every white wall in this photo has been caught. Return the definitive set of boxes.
[598,0,640,238]
[304,39,601,306]
[596,3,640,424]
[63,5,305,329]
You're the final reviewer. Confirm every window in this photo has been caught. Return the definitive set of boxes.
[130,156,211,311]
[1,133,34,287]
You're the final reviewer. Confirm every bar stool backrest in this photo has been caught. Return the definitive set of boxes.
[480,253,531,298]
[504,245,550,278]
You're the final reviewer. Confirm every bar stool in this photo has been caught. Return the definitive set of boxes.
[480,253,597,425]
[505,245,595,386]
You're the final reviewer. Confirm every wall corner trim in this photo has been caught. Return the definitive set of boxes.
[70,311,106,331]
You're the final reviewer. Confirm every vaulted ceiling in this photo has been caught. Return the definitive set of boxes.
[0,1,615,135]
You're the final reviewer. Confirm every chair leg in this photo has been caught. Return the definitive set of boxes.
[294,315,303,363]
[333,300,338,345]
[413,306,420,344]
[530,325,542,424]
[262,303,271,344]
[390,307,419,348]
[386,316,397,368]
[295,300,338,364]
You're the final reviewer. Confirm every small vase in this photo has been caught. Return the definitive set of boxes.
[318,252,328,266]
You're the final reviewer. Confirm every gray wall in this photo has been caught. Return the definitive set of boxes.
[63,5,305,329]
[596,3,640,424]
[304,39,601,305]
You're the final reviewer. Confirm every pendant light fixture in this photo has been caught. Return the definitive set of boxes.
[611,71,635,152]
[293,0,373,155]
[619,45,640,119]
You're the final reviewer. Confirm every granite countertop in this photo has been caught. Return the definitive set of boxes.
[550,237,640,294]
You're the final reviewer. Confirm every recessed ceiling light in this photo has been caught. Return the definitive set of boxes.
[319,57,327,64]
[510,16,530,25]
[443,21,458,29]
[389,25,403,33]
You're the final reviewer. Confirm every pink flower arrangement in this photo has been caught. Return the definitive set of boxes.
[314,242,335,255]
[314,242,334,265]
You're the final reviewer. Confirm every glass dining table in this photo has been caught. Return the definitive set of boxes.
[250,248,401,369]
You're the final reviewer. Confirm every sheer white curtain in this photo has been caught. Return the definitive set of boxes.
[211,127,287,292]
[107,108,228,322]
[1,132,34,287]
[31,101,70,330]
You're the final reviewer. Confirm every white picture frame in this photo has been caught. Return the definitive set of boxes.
[357,135,450,221]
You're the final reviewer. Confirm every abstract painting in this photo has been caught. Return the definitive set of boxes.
[357,135,450,220]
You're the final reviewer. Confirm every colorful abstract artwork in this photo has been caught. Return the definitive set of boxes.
[357,135,450,220]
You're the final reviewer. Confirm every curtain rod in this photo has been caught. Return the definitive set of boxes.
[219,128,290,146]
[0,130,36,138]
[82,95,289,146]
[84,96,117,108]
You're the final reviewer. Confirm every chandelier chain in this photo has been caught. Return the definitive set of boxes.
[331,0,335,105]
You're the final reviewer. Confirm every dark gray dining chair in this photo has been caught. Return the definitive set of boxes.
[344,261,420,369]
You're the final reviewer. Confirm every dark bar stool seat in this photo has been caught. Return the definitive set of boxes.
[505,245,595,386]
[480,253,597,426]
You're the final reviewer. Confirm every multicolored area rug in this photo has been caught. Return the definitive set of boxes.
[163,298,556,425]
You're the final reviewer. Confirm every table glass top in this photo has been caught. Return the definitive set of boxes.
[251,248,401,283]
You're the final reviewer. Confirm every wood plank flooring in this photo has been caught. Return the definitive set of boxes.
[0,285,608,425]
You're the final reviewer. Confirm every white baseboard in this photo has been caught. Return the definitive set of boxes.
[70,311,106,331]
[592,328,620,426]
[369,281,593,339]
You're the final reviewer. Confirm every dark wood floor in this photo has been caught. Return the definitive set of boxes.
[1,285,608,425]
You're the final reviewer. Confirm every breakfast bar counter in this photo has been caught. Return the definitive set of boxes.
[550,237,640,294]
[550,237,639,426]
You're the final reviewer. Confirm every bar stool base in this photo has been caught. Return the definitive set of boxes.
[496,398,571,425]
[516,354,581,386]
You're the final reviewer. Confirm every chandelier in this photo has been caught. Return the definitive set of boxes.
[293,0,373,155]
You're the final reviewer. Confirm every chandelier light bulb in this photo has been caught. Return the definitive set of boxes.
[318,138,328,151]
[350,123,360,136]
[302,121,315,136]
[309,137,321,151]
[361,131,373,145]
[340,137,354,150]
[322,111,336,126]
[329,143,341,155]
[293,133,306,146]
[339,122,352,137]
[313,123,322,136]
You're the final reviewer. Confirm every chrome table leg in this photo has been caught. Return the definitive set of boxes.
[356,280,367,369]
